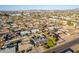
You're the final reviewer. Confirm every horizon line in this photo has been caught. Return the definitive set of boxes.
[0,5,79,11]
[0,8,79,11]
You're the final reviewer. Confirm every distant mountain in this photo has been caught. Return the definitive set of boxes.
[0,8,79,14]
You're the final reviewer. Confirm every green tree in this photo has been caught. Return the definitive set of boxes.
[67,20,74,26]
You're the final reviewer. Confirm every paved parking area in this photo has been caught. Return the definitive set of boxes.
[0,47,15,53]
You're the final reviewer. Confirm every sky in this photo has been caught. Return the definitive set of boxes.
[0,5,79,11]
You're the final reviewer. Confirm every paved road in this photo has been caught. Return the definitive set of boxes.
[44,36,79,53]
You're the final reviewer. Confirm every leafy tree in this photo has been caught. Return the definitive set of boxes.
[67,20,74,26]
